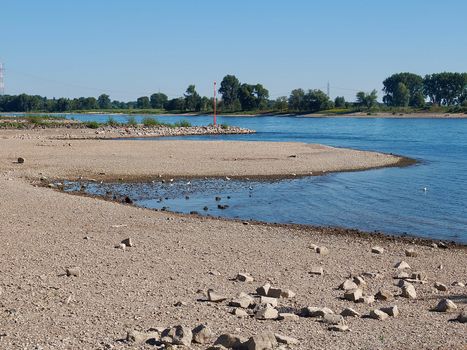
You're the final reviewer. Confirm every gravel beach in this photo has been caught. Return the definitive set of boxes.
[0,128,465,350]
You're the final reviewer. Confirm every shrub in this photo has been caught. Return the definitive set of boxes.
[174,119,191,128]
[106,116,119,126]
[85,121,100,129]
[142,116,160,127]
[126,116,137,126]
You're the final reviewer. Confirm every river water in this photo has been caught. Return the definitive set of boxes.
[65,114,467,243]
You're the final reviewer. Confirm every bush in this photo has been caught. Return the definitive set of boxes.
[220,123,229,129]
[142,116,160,127]
[106,116,119,126]
[174,119,191,128]
[85,121,100,129]
[126,116,137,126]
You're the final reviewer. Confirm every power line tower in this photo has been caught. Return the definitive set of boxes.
[0,62,4,95]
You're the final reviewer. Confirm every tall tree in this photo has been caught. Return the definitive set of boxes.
[356,90,378,109]
[150,93,168,109]
[97,94,111,109]
[303,89,332,112]
[383,72,423,107]
[288,89,305,112]
[219,75,240,111]
[392,82,410,107]
[424,72,467,106]
[184,85,202,111]
[136,96,150,109]
[334,96,346,108]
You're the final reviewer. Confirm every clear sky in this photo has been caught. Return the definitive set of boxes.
[1,0,466,101]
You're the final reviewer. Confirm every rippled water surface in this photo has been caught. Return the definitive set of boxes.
[65,114,467,242]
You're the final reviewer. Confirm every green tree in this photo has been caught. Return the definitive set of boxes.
[219,75,240,111]
[165,97,185,111]
[303,89,332,112]
[392,82,410,107]
[356,90,378,109]
[383,72,423,107]
[288,89,305,112]
[274,96,288,112]
[184,85,202,111]
[136,96,150,109]
[150,93,168,109]
[424,72,467,106]
[97,94,111,109]
[334,96,346,108]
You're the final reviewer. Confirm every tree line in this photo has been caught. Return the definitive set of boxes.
[1,72,466,113]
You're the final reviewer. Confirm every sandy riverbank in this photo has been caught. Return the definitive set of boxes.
[0,128,465,350]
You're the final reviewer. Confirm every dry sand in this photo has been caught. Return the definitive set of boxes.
[0,128,465,350]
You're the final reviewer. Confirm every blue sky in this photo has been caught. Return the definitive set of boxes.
[1,0,466,101]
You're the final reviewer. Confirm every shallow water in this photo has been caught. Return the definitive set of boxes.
[64,114,467,243]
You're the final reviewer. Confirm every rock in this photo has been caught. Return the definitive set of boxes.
[260,296,278,307]
[434,282,448,291]
[434,299,457,312]
[328,325,350,332]
[381,305,399,317]
[405,248,418,257]
[339,279,358,291]
[121,238,133,247]
[344,288,363,302]
[375,290,394,301]
[236,273,254,282]
[206,346,228,350]
[230,295,254,308]
[256,283,271,296]
[66,267,80,277]
[17,157,25,164]
[192,324,212,344]
[340,308,361,318]
[309,267,324,276]
[371,246,384,254]
[369,309,389,320]
[214,334,247,349]
[301,306,334,317]
[411,271,427,281]
[274,333,299,345]
[360,295,375,304]
[322,313,346,326]
[438,242,448,249]
[266,287,282,298]
[279,289,295,298]
[232,308,249,317]
[244,332,278,350]
[115,243,126,250]
[452,281,465,287]
[126,330,160,344]
[278,313,299,321]
[317,246,329,256]
[255,305,279,320]
[362,271,382,279]
[396,271,410,279]
[207,289,227,302]
[352,276,367,288]
[430,243,438,249]
[401,283,417,299]
[309,244,319,252]
[161,326,193,346]
[394,261,411,270]
[457,311,467,323]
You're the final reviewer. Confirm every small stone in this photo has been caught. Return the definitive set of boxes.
[353,276,367,288]
[126,330,160,344]
[430,243,438,248]
[121,238,133,247]
[394,261,411,270]
[457,311,467,323]
[309,244,319,251]
[266,287,282,298]
[328,325,350,332]
[339,279,358,291]
[232,308,249,317]
[344,288,363,302]
[236,273,254,282]
[310,267,324,275]
[244,332,278,350]
[66,267,80,277]
[369,309,389,320]
[279,289,295,298]
[260,296,278,307]
[161,326,193,346]
[360,295,375,304]
[372,246,384,254]
[301,306,334,317]
[207,289,227,302]
[192,324,213,344]
[115,243,126,250]
[278,313,299,321]
[375,290,394,301]
[401,283,417,299]
[452,281,465,287]
[411,271,427,281]
[274,333,299,345]
[340,308,361,318]
[405,248,418,257]
[434,299,457,312]
[381,305,399,317]
[438,242,448,249]
[230,295,254,308]
[255,305,279,320]
[214,334,247,349]
[322,313,346,326]
[17,157,25,164]
[434,282,448,291]
[317,246,329,256]
[396,271,410,279]
[256,283,271,296]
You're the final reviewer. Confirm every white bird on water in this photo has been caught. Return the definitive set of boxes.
[422,187,427,192]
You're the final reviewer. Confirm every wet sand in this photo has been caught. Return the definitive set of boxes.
[0,128,465,350]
